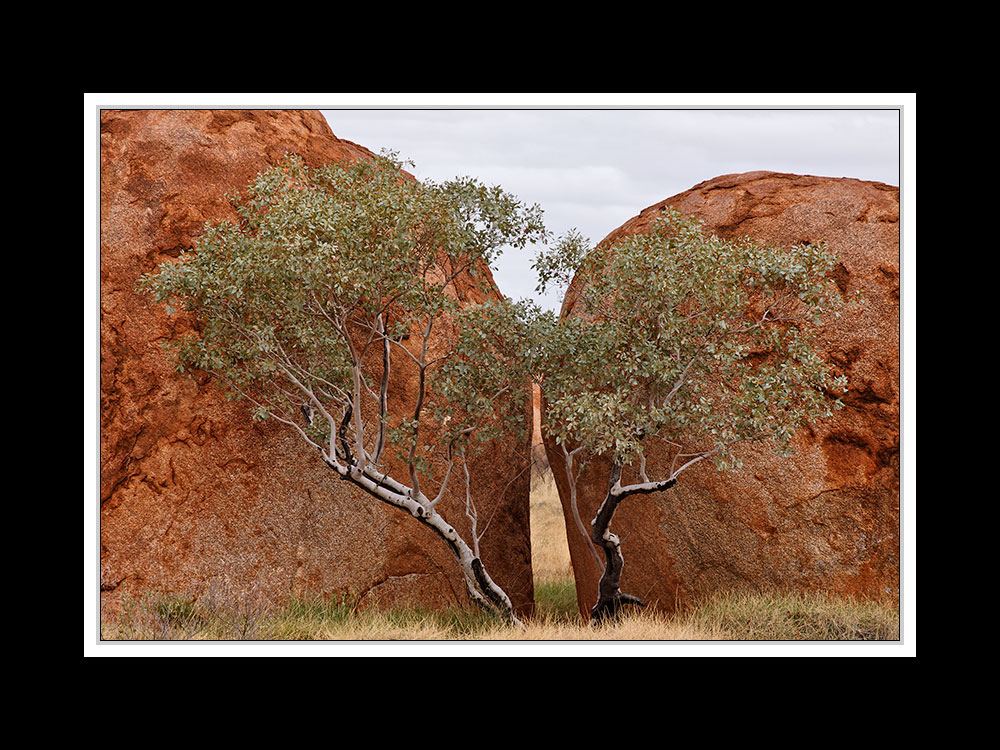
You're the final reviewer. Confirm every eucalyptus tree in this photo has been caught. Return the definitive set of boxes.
[139,152,546,627]
[533,208,853,622]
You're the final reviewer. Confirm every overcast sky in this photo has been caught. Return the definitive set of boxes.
[84,95,914,655]
[321,107,900,312]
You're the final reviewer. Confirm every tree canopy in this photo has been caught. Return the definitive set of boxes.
[531,208,854,619]
[535,207,850,474]
[140,152,547,624]
[139,151,853,625]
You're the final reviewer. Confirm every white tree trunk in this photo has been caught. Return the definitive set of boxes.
[323,455,524,629]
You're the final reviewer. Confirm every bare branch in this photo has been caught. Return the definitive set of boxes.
[429,426,477,509]
[560,444,604,575]
[274,363,337,435]
[611,477,677,498]
[462,455,480,558]
[406,315,435,500]
[637,450,650,484]
[373,313,390,464]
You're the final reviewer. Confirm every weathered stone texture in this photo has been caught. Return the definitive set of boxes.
[100,109,533,616]
[545,171,900,616]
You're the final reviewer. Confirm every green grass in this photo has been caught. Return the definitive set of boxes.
[259,594,356,640]
[534,577,580,623]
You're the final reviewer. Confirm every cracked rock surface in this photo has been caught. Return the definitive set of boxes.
[545,171,901,616]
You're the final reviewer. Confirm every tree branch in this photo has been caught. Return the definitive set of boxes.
[374,313,390,463]
[406,315,435,501]
[560,444,604,575]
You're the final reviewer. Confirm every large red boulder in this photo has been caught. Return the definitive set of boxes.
[100,109,534,617]
[544,171,900,616]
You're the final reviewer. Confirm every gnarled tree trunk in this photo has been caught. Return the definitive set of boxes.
[323,453,524,628]
[590,462,676,623]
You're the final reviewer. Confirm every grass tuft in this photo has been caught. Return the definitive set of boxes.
[534,578,580,623]
[101,581,897,642]
[674,588,899,641]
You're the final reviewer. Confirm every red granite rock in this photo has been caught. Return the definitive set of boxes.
[100,109,533,617]
[544,171,900,616]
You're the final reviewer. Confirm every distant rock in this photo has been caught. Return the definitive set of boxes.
[531,383,550,476]
[545,171,900,616]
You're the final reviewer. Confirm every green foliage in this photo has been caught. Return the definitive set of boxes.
[138,148,851,522]
[433,296,544,446]
[139,151,547,477]
[532,207,851,471]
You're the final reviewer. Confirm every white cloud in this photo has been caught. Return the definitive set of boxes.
[321,107,901,311]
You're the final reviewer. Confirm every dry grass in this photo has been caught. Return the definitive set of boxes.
[101,586,895,642]
[478,607,730,641]
[100,468,899,643]
[675,588,900,641]
[530,469,574,585]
